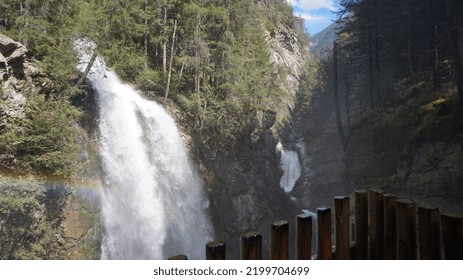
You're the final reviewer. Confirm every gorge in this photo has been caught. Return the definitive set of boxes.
[1,0,463,260]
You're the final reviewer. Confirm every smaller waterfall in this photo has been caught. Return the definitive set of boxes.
[276,142,302,193]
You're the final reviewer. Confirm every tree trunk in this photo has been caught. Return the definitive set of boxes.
[178,60,185,81]
[433,0,441,90]
[77,51,98,86]
[447,0,463,101]
[333,41,346,147]
[162,6,167,73]
[449,28,463,100]
[374,0,381,106]
[368,26,375,110]
[144,0,148,68]
[345,71,351,131]
[164,20,177,102]
[375,36,381,106]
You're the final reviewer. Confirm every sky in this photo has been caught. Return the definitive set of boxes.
[287,0,340,36]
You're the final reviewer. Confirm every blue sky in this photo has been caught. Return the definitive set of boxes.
[287,0,340,36]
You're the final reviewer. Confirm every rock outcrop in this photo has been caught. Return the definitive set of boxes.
[0,33,28,79]
[0,34,101,260]
[194,115,300,259]
[265,25,307,97]
[0,181,101,260]
[189,23,310,259]
[291,79,347,209]
[0,33,28,122]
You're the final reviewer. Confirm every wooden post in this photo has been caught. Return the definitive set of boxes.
[369,189,385,259]
[397,199,417,260]
[270,220,289,260]
[350,222,355,259]
[418,207,441,259]
[317,207,332,260]
[168,254,188,260]
[206,240,226,260]
[383,194,397,259]
[441,214,463,259]
[334,196,350,259]
[296,214,312,260]
[240,231,262,260]
[355,190,368,259]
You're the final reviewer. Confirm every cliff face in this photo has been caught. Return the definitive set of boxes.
[192,22,310,259]
[1,34,28,123]
[290,85,346,209]
[194,110,298,259]
[0,34,100,260]
[265,24,308,97]
[0,179,100,260]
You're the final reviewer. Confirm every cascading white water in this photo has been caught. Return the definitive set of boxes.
[276,142,301,193]
[75,40,213,259]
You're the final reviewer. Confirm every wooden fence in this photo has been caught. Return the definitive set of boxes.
[169,189,463,260]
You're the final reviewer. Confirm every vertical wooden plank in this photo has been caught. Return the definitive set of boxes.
[296,214,312,260]
[317,207,332,260]
[441,214,463,260]
[418,207,441,260]
[355,189,368,259]
[369,189,385,259]
[168,254,188,260]
[350,222,355,259]
[240,231,262,260]
[383,193,397,259]
[270,220,289,260]
[334,196,350,259]
[397,199,417,260]
[206,240,226,260]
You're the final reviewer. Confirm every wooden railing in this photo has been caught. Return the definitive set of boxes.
[169,189,463,260]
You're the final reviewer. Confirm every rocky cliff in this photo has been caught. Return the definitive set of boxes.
[0,34,101,260]
[265,24,308,98]
[1,34,28,123]
[0,177,100,260]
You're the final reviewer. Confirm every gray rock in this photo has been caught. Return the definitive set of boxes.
[0,52,7,81]
[0,33,27,63]
[0,52,7,67]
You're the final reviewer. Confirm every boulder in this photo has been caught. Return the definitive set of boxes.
[0,52,6,67]
[0,52,7,80]
[0,33,27,78]
[0,33,27,63]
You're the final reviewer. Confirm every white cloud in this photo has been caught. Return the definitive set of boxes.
[286,0,296,6]
[291,0,336,11]
[294,12,327,22]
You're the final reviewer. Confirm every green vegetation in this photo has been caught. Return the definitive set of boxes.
[0,181,60,259]
[0,176,101,259]
[335,0,463,111]
[0,82,82,176]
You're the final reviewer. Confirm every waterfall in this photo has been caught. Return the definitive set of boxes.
[75,40,213,260]
[276,142,301,193]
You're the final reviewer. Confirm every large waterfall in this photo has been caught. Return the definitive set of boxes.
[76,40,213,259]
